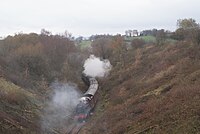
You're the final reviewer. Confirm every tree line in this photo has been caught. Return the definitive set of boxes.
[0,18,199,92]
[90,18,200,67]
[0,30,86,92]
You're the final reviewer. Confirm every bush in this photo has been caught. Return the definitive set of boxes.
[131,39,145,49]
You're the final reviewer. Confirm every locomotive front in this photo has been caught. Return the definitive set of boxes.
[74,75,98,122]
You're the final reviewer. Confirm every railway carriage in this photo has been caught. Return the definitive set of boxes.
[74,74,98,122]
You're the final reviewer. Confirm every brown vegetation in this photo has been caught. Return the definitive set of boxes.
[0,19,200,134]
[0,32,86,91]
[81,41,200,134]
[0,32,87,134]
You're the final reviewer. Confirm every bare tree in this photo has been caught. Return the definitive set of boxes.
[91,37,112,59]
[176,18,200,45]
[156,29,166,45]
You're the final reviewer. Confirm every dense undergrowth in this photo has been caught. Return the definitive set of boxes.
[81,42,200,134]
[0,31,200,134]
[0,33,86,134]
[0,78,41,134]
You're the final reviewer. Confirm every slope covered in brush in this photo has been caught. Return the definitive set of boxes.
[81,42,200,134]
[0,77,42,134]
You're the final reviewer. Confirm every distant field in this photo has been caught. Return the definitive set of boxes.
[79,40,92,49]
[125,35,177,44]
[78,36,176,49]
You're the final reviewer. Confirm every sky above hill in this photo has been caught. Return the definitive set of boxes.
[0,0,200,37]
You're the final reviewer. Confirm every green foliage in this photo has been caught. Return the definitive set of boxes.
[79,40,92,49]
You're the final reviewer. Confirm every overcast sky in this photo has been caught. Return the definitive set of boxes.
[0,0,200,37]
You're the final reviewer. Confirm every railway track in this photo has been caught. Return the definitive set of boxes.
[65,75,98,134]
[65,122,85,134]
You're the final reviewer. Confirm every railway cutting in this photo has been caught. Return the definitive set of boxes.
[65,73,98,134]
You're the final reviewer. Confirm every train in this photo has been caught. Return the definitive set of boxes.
[74,73,98,122]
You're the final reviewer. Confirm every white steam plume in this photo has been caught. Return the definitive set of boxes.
[41,81,81,133]
[83,55,112,77]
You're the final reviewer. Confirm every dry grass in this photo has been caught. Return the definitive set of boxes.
[145,65,175,84]
[0,78,34,105]
[0,78,41,133]
[80,42,200,134]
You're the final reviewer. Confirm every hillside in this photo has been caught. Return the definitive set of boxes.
[0,31,199,134]
[81,42,200,134]
[0,77,42,134]
[0,33,86,134]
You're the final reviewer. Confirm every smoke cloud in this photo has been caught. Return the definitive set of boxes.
[83,55,112,77]
[41,81,81,133]
[41,55,111,133]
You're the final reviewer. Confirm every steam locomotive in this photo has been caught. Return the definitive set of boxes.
[74,74,98,122]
